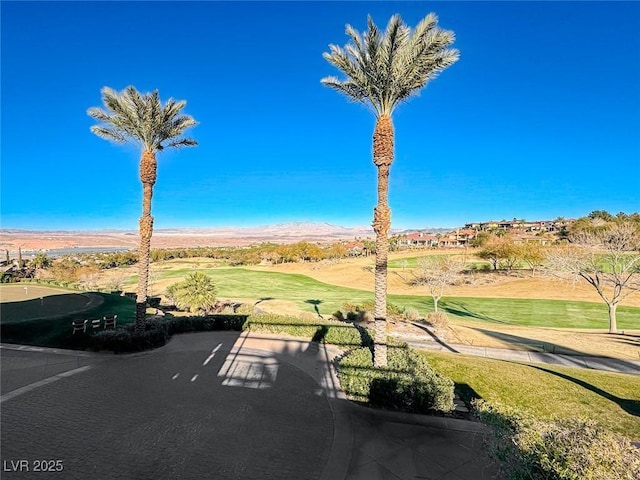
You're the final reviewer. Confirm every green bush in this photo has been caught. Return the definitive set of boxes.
[90,314,249,353]
[341,300,406,321]
[164,314,248,334]
[246,313,367,347]
[403,308,421,321]
[474,400,640,480]
[337,346,377,401]
[91,320,169,353]
[338,341,455,412]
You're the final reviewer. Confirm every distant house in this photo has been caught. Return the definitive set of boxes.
[512,233,553,246]
[345,241,367,256]
[398,232,438,248]
[438,229,476,248]
[464,218,575,235]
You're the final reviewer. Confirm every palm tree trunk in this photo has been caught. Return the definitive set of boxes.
[135,150,157,332]
[372,114,394,368]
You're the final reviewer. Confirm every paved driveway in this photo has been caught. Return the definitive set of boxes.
[1,332,332,480]
[1,332,496,480]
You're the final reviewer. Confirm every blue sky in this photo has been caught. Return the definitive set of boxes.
[1,1,639,231]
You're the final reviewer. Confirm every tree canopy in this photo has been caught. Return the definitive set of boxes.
[87,86,198,152]
[321,13,459,117]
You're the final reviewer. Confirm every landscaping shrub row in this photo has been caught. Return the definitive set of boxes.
[245,313,371,347]
[90,314,249,353]
[474,400,640,480]
[90,312,371,353]
[337,339,455,413]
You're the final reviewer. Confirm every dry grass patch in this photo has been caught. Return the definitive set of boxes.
[392,320,640,360]
[245,253,640,306]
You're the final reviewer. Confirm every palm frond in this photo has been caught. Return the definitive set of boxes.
[322,12,459,116]
[88,85,198,153]
[320,76,368,104]
[89,125,127,144]
[86,107,111,123]
[164,137,198,149]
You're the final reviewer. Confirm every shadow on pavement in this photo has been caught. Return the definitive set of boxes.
[1,330,497,480]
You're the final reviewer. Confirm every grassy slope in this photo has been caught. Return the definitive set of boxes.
[422,350,640,439]
[0,292,135,349]
[147,267,640,329]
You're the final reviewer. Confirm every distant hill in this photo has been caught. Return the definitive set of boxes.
[0,222,380,251]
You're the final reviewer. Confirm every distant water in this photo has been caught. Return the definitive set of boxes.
[41,247,130,258]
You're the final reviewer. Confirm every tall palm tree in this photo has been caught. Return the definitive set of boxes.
[322,14,458,366]
[87,86,198,331]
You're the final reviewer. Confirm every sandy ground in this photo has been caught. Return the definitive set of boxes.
[0,228,368,252]
[0,232,269,251]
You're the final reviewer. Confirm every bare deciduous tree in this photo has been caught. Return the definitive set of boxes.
[545,222,640,333]
[415,256,466,313]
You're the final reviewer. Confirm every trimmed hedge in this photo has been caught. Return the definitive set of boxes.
[164,314,247,334]
[245,313,371,348]
[91,320,169,353]
[90,312,368,353]
[90,314,248,353]
[338,340,455,413]
[474,400,640,480]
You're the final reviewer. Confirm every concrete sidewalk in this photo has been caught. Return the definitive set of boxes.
[391,329,640,375]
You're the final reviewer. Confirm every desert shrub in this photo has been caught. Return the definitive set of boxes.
[338,341,455,412]
[474,400,640,480]
[426,311,449,330]
[403,308,421,322]
[340,300,405,322]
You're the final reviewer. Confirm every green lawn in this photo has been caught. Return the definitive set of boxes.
[0,291,135,349]
[146,267,640,329]
[422,350,640,439]
[388,255,487,269]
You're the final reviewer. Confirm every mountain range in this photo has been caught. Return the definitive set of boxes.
[0,222,453,252]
